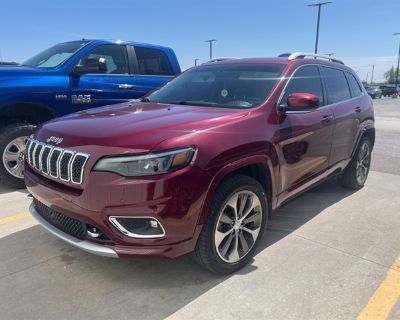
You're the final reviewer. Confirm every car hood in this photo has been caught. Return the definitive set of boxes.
[0,65,47,77]
[34,102,249,152]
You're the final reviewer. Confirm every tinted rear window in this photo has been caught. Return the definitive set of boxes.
[321,67,351,104]
[135,46,173,76]
[345,72,363,97]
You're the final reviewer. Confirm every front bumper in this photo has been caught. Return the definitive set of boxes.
[29,202,118,258]
[25,163,211,259]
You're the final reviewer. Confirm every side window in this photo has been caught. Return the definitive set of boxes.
[345,72,363,97]
[135,47,173,76]
[321,67,351,104]
[79,45,128,74]
[281,65,324,107]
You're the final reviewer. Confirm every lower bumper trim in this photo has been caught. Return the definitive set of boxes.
[29,202,119,258]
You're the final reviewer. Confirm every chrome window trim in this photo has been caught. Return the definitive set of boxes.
[59,150,75,182]
[109,216,166,239]
[70,152,89,185]
[277,63,365,114]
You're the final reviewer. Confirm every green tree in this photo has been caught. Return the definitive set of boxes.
[384,66,400,84]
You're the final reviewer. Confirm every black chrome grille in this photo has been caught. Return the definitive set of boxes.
[33,199,86,239]
[26,139,89,185]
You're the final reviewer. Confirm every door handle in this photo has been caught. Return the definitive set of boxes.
[355,106,362,113]
[119,84,135,89]
[321,115,333,124]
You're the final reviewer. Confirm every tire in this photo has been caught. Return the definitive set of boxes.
[0,123,36,188]
[193,174,268,274]
[338,136,372,190]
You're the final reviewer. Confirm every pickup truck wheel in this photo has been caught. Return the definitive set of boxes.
[0,123,36,189]
[338,136,372,190]
[193,174,268,274]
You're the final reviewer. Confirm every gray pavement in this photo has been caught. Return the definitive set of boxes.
[0,98,399,320]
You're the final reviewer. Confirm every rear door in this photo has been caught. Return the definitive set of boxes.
[129,46,176,96]
[321,67,359,165]
[277,65,334,199]
[69,44,140,110]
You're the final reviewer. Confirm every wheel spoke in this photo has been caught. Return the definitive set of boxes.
[239,232,249,253]
[241,197,261,221]
[240,226,260,242]
[220,233,234,257]
[242,211,261,225]
[237,193,249,218]
[3,150,18,162]
[219,212,232,225]
[215,228,233,248]
[13,137,27,151]
[228,234,239,262]
[226,193,239,220]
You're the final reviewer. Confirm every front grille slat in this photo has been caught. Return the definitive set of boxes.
[26,139,89,185]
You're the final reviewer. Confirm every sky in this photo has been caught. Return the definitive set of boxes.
[0,0,399,82]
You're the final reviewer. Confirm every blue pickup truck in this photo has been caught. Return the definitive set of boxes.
[0,39,181,188]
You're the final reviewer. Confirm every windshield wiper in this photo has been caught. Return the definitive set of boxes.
[164,101,218,107]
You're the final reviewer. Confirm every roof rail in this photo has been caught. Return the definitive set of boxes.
[286,52,344,65]
[203,57,238,64]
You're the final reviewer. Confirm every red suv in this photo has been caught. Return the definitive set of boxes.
[25,53,374,274]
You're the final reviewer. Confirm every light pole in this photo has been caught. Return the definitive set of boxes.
[308,2,332,54]
[194,58,200,66]
[370,65,375,85]
[394,33,400,88]
[366,72,370,84]
[325,52,335,57]
[205,39,216,60]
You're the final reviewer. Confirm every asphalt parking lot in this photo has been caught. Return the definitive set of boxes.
[1,98,399,320]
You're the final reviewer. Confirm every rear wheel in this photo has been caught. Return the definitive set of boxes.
[193,174,268,274]
[0,123,36,188]
[338,136,372,189]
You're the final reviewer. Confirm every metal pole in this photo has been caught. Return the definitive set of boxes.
[394,33,400,89]
[194,58,200,66]
[366,72,370,84]
[371,65,375,85]
[308,2,332,54]
[205,39,216,60]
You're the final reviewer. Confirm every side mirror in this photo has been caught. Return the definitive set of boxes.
[70,58,107,76]
[286,93,319,110]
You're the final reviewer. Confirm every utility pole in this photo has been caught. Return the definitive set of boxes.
[194,58,200,66]
[308,2,332,54]
[205,39,216,60]
[370,65,375,85]
[394,33,400,88]
[366,72,370,84]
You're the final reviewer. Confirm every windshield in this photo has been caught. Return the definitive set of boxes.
[146,63,285,108]
[22,41,89,68]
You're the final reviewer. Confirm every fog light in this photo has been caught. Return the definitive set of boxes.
[149,220,158,228]
[87,225,100,238]
[109,216,165,238]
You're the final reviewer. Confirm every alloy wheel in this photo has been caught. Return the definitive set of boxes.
[214,190,263,263]
[356,141,370,185]
[2,136,28,179]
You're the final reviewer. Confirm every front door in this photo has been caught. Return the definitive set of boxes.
[276,65,334,203]
[69,44,140,111]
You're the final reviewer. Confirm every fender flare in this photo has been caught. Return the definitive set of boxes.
[196,154,277,225]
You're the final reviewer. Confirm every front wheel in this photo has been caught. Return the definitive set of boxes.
[0,123,36,188]
[338,136,372,190]
[193,174,268,274]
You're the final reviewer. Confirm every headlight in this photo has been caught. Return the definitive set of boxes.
[93,147,196,177]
